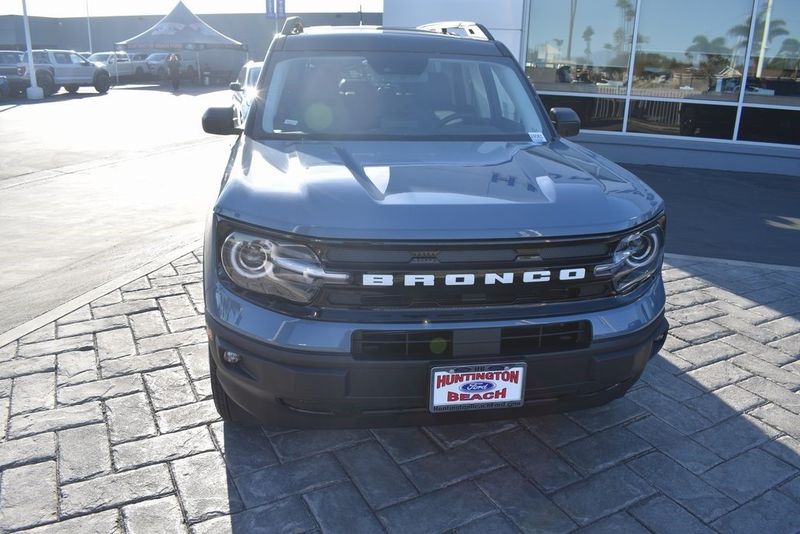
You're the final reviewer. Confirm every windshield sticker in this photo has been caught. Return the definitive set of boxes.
[528,132,547,144]
[283,119,299,126]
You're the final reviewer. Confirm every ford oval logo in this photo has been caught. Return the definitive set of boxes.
[459,381,495,393]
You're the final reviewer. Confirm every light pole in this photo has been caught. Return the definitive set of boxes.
[21,0,43,99]
[86,0,93,54]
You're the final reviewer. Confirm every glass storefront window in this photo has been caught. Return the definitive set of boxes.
[632,0,753,102]
[738,107,800,144]
[626,100,737,139]
[540,95,624,131]
[743,0,800,106]
[526,0,635,95]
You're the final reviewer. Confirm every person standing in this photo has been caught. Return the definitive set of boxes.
[167,53,181,92]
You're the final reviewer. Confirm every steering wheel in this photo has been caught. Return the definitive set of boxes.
[436,113,484,128]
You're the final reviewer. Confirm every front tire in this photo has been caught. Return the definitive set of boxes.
[37,72,55,97]
[64,84,79,94]
[94,72,111,94]
[209,350,253,424]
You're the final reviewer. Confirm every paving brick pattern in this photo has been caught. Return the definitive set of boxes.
[0,250,799,533]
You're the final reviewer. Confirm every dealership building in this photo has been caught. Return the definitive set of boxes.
[385,0,800,174]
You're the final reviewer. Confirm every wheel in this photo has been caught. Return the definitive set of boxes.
[36,71,55,97]
[64,84,79,94]
[209,349,253,424]
[94,72,111,94]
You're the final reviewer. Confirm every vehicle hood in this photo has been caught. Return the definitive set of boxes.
[215,138,664,240]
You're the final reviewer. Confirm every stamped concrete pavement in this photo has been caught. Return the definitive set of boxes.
[0,252,799,533]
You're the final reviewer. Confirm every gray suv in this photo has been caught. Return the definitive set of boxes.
[201,19,668,427]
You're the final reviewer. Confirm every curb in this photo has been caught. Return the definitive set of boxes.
[0,239,203,348]
[1,249,797,347]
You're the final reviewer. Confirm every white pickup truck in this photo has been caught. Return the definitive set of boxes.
[87,51,143,81]
[18,49,111,97]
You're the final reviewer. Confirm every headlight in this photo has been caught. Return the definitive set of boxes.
[594,217,665,293]
[220,231,349,304]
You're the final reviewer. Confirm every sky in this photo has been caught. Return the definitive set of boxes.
[0,0,383,17]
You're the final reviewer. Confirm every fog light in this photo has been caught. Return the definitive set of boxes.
[223,351,241,363]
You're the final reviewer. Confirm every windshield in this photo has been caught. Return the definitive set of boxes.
[147,53,168,61]
[257,52,548,140]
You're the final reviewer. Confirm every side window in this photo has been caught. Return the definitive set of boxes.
[34,52,50,63]
[69,53,85,65]
[492,70,518,121]
[53,52,71,64]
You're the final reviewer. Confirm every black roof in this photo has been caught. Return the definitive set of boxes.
[279,26,504,56]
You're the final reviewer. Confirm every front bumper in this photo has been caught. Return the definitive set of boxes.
[206,273,667,428]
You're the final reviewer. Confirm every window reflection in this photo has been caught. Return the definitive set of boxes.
[540,95,624,131]
[627,100,736,139]
[526,0,635,95]
[738,107,800,144]
[744,0,800,105]
[633,0,753,101]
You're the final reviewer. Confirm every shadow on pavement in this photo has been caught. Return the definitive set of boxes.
[206,259,800,533]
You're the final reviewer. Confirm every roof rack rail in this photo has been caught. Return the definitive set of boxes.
[416,21,495,41]
[281,16,304,36]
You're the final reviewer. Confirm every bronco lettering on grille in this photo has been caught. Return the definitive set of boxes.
[362,269,586,286]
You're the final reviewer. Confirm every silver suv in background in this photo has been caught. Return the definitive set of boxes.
[230,60,263,126]
[145,52,196,80]
[87,51,138,81]
[17,49,111,96]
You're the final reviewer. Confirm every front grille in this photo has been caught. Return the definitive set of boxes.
[315,237,617,310]
[352,321,591,360]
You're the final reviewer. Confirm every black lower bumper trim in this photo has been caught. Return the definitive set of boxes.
[207,313,668,428]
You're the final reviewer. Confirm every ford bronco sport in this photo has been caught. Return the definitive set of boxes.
[201,19,668,427]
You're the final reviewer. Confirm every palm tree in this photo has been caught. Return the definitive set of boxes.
[566,0,578,60]
[582,25,595,61]
[686,35,732,81]
[774,37,800,75]
[728,3,789,77]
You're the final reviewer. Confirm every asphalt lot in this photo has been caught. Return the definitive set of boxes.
[0,85,798,336]
[0,85,231,334]
[627,165,800,268]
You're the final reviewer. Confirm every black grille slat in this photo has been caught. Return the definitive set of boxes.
[352,321,591,360]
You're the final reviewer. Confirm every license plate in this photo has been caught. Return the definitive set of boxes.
[429,363,526,413]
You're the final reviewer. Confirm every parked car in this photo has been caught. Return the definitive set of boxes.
[87,51,136,80]
[17,49,111,96]
[0,50,25,95]
[0,75,8,99]
[200,19,668,427]
[230,60,263,126]
[127,52,151,79]
[145,52,196,80]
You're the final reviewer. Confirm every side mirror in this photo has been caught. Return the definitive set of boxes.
[82,61,91,66]
[202,107,241,135]
[549,107,581,137]
[229,81,242,92]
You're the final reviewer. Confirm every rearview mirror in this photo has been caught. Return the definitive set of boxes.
[229,82,242,92]
[202,107,241,135]
[549,107,581,137]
